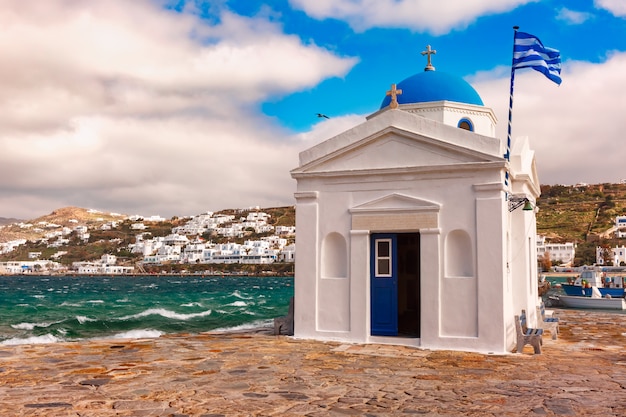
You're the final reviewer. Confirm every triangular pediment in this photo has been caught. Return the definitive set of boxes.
[350,193,440,214]
[292,110,502,176]
[311,130,495,173]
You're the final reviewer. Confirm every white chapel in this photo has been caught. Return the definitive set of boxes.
[290,48,542,354]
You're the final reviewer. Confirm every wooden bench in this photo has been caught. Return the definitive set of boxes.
[274,297,294,336]
[536,302,559,340]
[515,311,543,354]
[538,299,554,317]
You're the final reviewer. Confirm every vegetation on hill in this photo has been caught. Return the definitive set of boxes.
[537,183,626,265]
[0,207,126,243]
[0,217,22,226]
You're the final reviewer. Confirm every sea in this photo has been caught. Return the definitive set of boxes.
[0,275,293,346]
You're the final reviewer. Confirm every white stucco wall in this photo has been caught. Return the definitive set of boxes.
[292,106,539,354]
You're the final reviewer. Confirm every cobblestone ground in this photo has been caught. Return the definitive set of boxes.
[1,309,625,416]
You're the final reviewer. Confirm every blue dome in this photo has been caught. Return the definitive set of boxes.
[380,70,484,109]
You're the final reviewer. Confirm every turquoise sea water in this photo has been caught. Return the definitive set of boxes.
[0,275,293,345]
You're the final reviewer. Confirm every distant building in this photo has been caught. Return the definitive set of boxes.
[0,239,27,254]
[615,216,626,238]
[101,254,117,265]
[163,233,190,247]
[48,238,70,248]
[279,244,296,262]
[73,254,133,275]
[182,237,206,263]
[276,225,296,236]
[145,215,166,222]
[536,235,576,267]
[597,245,626,266]
[0,260,64,274]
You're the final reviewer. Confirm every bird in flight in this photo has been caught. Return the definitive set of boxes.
[316,113,329,119]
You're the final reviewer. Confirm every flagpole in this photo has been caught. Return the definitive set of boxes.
[505,26,519,188]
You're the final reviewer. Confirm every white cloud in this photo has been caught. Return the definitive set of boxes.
[289,0,536,33]
[556,7,593,24]
[595,0,626,17]
[0,0,357,219]
[473,52,626,186]
[291,114,366,147]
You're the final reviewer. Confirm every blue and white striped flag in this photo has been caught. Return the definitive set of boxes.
[513,31,561,85]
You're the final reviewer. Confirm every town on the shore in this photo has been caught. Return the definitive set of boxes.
[0,208,295,275]
[3,207,626,275]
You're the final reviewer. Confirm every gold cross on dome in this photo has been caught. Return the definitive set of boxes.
[421,45,436,71]
[386,84,403,109]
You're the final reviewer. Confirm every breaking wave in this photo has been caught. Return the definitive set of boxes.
[11,322,54,330]
[228,301,248,307]
[119,308,213,321]
[1,334,61,345]
[110,329,164,339]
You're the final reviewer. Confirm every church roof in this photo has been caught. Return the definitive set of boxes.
[379,70,484,109]
[294,108,503,171]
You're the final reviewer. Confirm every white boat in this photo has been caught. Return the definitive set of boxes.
[559,286,626,310]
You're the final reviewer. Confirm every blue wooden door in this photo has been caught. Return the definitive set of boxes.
[371,234,398,336]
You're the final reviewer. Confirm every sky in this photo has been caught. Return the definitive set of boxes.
[1,0,625,220]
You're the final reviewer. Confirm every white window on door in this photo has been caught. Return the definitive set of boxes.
[376,239,392,277]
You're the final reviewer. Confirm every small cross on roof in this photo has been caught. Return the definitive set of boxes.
[386,84,403,109]
[421,45,436,71]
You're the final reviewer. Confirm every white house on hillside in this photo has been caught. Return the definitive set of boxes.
[536,235,576,267]
[182,237,206,263]
[276,225,296,236]
[163,233,190,247]
[279,244,296,262]
[615,216,626,238]
[597,245,626,266]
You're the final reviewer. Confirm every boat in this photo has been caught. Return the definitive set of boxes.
[560,268,625,298]
[559,287,626,310]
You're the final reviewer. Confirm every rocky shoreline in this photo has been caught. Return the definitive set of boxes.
[1,309,625,416]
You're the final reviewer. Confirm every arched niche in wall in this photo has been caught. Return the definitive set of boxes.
[445,229,474,277]
[321,232,348,279]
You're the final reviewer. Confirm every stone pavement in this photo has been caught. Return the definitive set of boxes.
[1,309,625,416]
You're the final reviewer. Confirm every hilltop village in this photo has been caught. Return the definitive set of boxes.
[0,207,295,275]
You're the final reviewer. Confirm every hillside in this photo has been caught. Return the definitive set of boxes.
[0,206,296,269]
[536,183,626,243]
[0,207,127,243]
[0,217,21,226]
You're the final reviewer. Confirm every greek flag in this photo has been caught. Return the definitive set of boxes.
[513,31,562,85]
